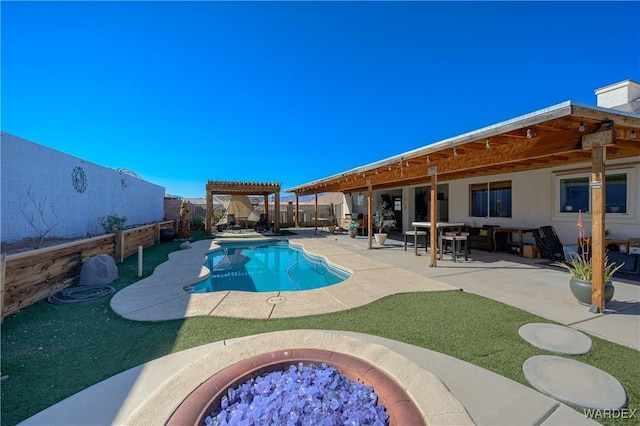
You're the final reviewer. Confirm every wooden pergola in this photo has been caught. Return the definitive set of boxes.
[205,180,281,236]
[287,101,640,313]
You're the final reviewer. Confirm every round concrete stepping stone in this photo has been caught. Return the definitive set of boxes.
[523,355,627,410]
[518,323,592,355]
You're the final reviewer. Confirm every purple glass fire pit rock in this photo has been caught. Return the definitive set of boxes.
[205,362,389,426]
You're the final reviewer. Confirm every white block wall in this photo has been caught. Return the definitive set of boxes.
[1,132,165,243]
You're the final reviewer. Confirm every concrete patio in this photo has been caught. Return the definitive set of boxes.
[309,229,640,351]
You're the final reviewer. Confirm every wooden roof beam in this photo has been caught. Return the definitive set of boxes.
[460,142,491,151]
[616,129,640,141]
[614,140,640,150]
[572,105,640,127]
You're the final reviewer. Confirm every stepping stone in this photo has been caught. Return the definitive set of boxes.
[518,323,592,355]
[523,355,627,410]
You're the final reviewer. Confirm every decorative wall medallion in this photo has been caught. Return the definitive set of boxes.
[71,166,87,193]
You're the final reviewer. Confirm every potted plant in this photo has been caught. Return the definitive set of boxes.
[608,202,623,213]
[348,220,358,238]
[553,211,624,305]
[192,217,205,231]
[372,200,396,245]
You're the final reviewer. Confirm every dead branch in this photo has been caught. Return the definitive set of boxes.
[19,186,59,249]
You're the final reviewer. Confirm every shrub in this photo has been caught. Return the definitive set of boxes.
[99,214,127,233]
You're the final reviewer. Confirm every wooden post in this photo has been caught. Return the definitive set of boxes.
[205,188,213,236]
[263,194,269,229]
[114,231,125,263]
[295,195,300,228]
[153,222,160,243]
[314,193,319,233]
[582,128,614,313]
[429,167,438,267]
[1,254,6,323]
[274,191,280,234]
[367,180,373,249]
[590,146,606,312]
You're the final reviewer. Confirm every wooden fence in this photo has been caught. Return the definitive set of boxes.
[1,220,175,319]
[114,221,175,262]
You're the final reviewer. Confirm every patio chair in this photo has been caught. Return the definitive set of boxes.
[256,214,269,232]
[533,226,565,262]
[442,231,470,262]
[356,214,369,236]
[227,214,242,233]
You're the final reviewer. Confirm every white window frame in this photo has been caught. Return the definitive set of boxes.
[553,167,635,221]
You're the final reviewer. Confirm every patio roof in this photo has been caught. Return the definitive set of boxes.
[285,94,640,313]
[286,101,640,196]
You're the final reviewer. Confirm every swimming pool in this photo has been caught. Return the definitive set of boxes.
[184,241,351,293]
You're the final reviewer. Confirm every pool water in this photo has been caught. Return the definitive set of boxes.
[184,241,350,293]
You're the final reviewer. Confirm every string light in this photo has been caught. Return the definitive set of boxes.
[579,122,585,132]
[485,140,490,149]
[631,129,637,139]
[426,156,431,163]
[526,128,532,138]
[453,148,458,157]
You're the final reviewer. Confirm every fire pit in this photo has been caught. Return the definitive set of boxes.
[120,331,474,426]
[167,349,423,426]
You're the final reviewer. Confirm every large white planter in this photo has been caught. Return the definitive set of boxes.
[374,233,388,245]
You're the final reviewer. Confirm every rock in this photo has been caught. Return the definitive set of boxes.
[79,254,118,286]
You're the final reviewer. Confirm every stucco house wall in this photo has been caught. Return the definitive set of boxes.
[1,132,165,244]
[369,156,639,246]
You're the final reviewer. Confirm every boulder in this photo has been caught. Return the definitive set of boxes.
[79,254,118,286]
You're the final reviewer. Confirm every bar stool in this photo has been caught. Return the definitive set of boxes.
[442,232,470,262]
[404,230,428,252]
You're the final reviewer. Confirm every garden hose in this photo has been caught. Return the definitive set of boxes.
[47,285,116,304]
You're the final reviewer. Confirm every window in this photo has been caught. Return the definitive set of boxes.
[470,184,488,217]
[557,172,629,214]
[352,194,365,214]
[559,177,589,213]
[470,181,512,217]
[606,173,627,213]
[415,187,430,222]
[415,185,449,221]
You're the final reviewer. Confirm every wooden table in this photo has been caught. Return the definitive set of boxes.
[492,227,538,256]
[411,222,466,258]
[235,216,249,233]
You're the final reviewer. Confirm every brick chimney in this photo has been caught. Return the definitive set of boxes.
[594,79,640,113]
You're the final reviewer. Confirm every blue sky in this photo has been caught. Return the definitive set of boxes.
[2,1,639,198]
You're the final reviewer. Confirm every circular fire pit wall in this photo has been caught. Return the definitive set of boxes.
[167,348,425,426]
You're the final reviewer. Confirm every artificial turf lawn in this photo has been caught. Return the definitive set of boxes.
[1,236,638,426]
